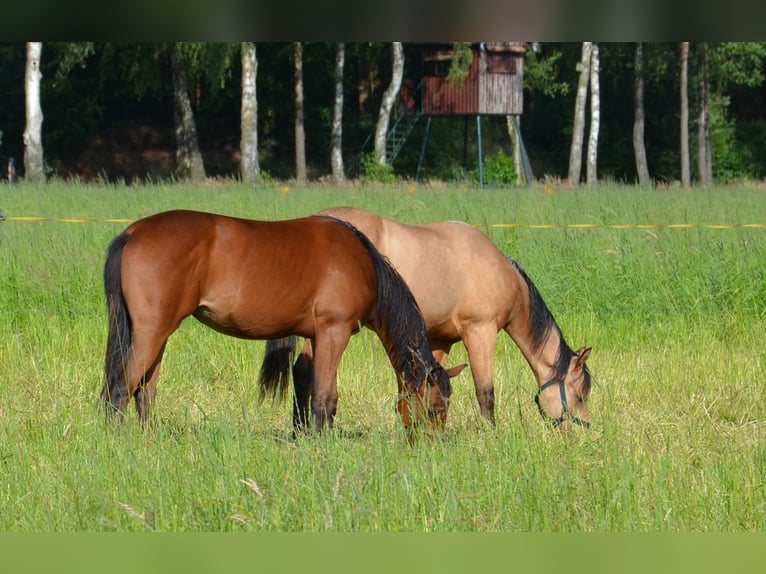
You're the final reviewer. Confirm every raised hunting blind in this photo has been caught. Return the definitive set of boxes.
[360,42,532,186]
[420,42,525,116]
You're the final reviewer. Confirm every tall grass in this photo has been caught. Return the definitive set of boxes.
[0,181,764,531]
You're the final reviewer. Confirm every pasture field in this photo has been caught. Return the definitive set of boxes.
[0,180,764,532]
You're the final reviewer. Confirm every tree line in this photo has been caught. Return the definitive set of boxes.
[4,42,766,186]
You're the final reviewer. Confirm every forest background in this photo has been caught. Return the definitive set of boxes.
[2,42,766,186]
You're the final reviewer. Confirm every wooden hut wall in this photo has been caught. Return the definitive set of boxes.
[478,50,524,115]
[421,52,480,115]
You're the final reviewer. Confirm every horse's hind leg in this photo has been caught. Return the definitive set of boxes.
[101,378,130,422]
[462,324,499,426]
[292,339,315,430]
[133,343,167,428]
[124,333,169,428]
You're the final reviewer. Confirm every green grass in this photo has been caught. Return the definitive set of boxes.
[0,180,764,531]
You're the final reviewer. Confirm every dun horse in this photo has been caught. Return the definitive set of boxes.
[100,209,458,436]
[262,207,592,430]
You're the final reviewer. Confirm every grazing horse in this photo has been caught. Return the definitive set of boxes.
[100,209,456,436]
[262,207,592,431]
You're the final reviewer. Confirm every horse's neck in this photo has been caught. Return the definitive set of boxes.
[503,270,565,387]
[506,320,563,386]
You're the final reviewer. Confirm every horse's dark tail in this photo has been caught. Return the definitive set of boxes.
[326,218,452,399]
[100,232,132,416]
[258,336,297,402]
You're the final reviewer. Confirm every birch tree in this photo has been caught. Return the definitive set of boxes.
[294,42,307,184]
[240,42,260,186]
[680,42,691,187]
[633,42,651,185]
[567,42,592,185]
[373,42,404,165]
[330,42,345,183]
[586,43,600,185]
[171,45,206,182]
[697,44,713,186]
[23,42,44,182]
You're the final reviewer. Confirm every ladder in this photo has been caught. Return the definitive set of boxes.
[351,81,423,175]
[385,106,422,164]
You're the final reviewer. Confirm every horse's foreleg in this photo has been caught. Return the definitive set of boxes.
[292,339,315,430]
[462,325,498,426]
[310,326,351,433]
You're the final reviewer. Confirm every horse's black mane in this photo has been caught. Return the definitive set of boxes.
[509,258,589,387]
[323,216,450,397]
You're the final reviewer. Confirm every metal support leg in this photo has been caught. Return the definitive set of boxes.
[477,115,484,188]
[462,116,469,178]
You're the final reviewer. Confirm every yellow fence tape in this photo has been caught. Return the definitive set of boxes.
[1,216,766,230]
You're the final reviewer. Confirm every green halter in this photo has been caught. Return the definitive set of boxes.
[535,379,590,429]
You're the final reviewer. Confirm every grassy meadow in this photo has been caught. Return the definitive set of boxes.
[0,180,764,532]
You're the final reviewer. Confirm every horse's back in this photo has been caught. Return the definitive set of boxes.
[121,209,373,279]
[117,210,379,339]
[385,219,520,332]
[318,207,520,337]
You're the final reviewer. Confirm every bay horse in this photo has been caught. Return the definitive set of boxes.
[100,209,458,437]
[262,207,592,431]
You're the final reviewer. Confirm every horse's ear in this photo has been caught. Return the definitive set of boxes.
[573,347,591,370]
[445,363,468,378]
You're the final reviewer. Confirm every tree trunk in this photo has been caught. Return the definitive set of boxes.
[171,47,206,182]
[331,42,345,183]
[23,42,45,183]
[568,42,592,185]
[680,42,691,188]
[240,42,261,186]
[697,45,713,186]
[506,115,523,185]
[633,42,651,186]
[586,43,600,185]
[373,42,404,165]
[294,42,307,184]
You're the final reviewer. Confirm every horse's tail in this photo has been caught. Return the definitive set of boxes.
[258,336,297,402]
[329,218,451,399]
[100,232,132,415]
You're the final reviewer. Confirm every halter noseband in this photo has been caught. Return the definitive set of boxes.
[535,379,590,429]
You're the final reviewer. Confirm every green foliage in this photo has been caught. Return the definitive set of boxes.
[103,43,168,99]
[259,170,274,185]
[637,41,672,81]
[174,42,238,89]
[711,96,754,181]
[48,42,95,85]
[736,119,766,179]
[524,45,569,97]
[446,42,473,86]
[360,153,397,184]
[708,42,766,90]
[469,150,517,185]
